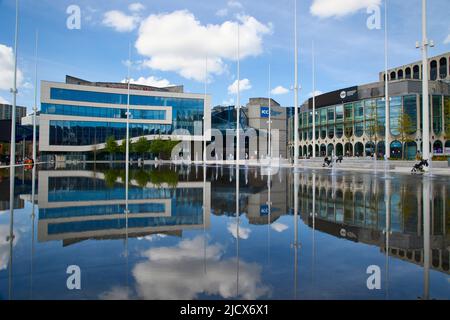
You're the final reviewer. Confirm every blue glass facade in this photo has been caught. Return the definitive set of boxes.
[49,120,172,145]
[43,87,205,146]
[42,103,166,120]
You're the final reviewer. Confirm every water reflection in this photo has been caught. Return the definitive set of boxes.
[0,164,448,300]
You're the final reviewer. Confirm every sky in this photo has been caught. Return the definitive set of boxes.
[0,0,449,114]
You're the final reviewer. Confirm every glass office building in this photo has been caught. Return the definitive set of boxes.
[39,76,211,159]
[290,52,450,160]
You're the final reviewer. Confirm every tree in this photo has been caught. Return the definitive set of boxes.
[133,137,151,159]
[149,138,180,160]
[398,113,415,160]
[105,136,118,162]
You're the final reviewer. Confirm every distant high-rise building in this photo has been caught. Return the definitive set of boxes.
[0,104,27,123]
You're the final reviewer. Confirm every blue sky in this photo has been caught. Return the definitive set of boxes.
[0,0,449,113]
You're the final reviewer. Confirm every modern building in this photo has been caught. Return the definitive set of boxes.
[0,103,26,123]
[210,98,291,160]
[38,75,211,161]
[290,52,450,160]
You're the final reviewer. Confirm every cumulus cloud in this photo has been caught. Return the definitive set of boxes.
[222,98,235,106]
[135,11,272,81]
[444,34,450,44]
[129,2,145,13]
[310,0,381,18]
[271,86,289,95]
[0,44,24,91]
[309,90,323,97]
[270,222,288,233]
[227,222,251,239]
[100,236,269,300]
[102,10,140,32]
[228,78,252,95]
[0,96,9,104]
[121,76,174,88]
[0,224,20,271]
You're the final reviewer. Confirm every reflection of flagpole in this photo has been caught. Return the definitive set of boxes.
[203,164,207,274]
[267,174,271,266]
[384,179,391,299]
[8,0,19,301]
[311,172,316,296]
[235,161,240,298]
[292,171,300,299]
[422,178,430,300]
[30,159,36,298]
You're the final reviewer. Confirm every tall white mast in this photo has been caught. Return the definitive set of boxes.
[268,63,272,160]
[236,23,240,164]
[420,0,430,167]
[293,0,299,166]
[312,41,316,158]
[384,0,390,159]
[32,30,38,163]
[204,56,208,163]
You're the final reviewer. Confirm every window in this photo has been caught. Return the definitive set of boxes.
[49,120,173,146]
[413,65,420,79]
[327,107,335,123]
[430,60,437,81]
[376,99,386,137]
[344,103,353,119]
[354,102,364,119]
[335,105,343,122]
[389,96,402,136]
[432,95,442,134]
[403,95,417,134]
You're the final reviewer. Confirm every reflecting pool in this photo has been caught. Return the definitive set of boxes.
[0,164,449,300]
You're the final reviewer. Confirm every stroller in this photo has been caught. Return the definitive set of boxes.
[322,156,332,167]
[411,159,429,173]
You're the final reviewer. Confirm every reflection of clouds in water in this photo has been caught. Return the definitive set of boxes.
[270,222,288,233]
[227,222,251,239]
[137,234,167,241]
[100,236,270,300]
[0,224,19,271]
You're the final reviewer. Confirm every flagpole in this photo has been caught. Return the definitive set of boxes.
[384,0,391,160]
[293,0,299,167]
[236,23,240,165]
[32,30,38,163]
[312,41,316,159]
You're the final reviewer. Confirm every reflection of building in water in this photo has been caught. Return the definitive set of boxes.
[295,173,449,275]
[210,167,290,224]
[36,170,210,245]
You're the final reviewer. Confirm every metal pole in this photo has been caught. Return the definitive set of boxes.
[8,1,19,300]
[384,0,390,159]
[236,23,240,164]
[312,41,316,158]
[293,0,299,166]
[204,56,208,163]
[33,30,38,163]
[421,0,430,167]
[268,64,272,160]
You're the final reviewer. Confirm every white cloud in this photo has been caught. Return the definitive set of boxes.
[444,34,450,44]
[121,76,174,88]
[0,96,9,104]
[0,44,24,91]
[102,10,140,32]
[227,222,251,239]
[0,224,20,271]
[216,8,229,17]
[100,236,269,300]
[228,78,252,95]
[222,98,235,105]
[228,0,244,9]
[309,90,323,97]
[310,0,381,18]
[271,85,289,95]
[136,11,272,81]
[270,222,288,233]
[129,2,145,13]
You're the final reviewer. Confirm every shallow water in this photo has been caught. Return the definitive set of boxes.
[0,163,449,300]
